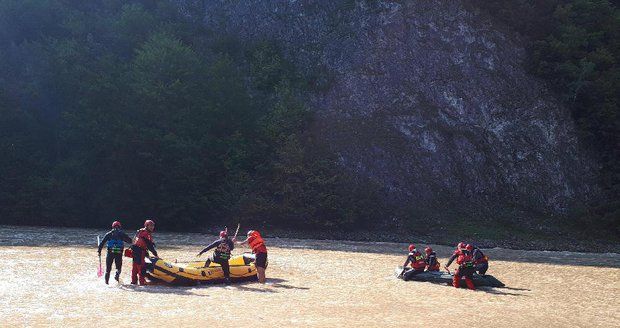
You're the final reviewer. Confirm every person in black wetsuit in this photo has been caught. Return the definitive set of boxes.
[97,220,132,284]
[471,245,489,275]
[197,230,235,283]
[424,247,441,271]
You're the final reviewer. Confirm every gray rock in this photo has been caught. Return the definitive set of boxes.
[181,0,598,218]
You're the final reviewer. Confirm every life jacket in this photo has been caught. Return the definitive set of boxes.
[456,250,474,269]
[409,251,426,270]
[134,228,153,250]
[425,252,441,271]
[472,248,489,264]
[248,231,267,254]
[214,238,233,260]
[106,229,126,253]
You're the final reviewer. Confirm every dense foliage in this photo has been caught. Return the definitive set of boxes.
[468,0,619,231]
[0,0,382,230]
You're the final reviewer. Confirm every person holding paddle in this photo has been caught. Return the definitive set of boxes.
[97,220,132,284]
[234,230,268,283]
[197,229,234,284]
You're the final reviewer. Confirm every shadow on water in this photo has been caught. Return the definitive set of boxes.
[116,277,308,294]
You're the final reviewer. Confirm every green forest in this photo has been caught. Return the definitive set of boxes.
[0,0,383,231]
[0,0,617,234]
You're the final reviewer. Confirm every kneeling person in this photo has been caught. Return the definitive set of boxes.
[400,244,426,281]
[424,247,441,272]
[471,245,489,275]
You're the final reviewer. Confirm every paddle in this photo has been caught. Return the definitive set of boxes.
[97,235,103,278]
[232,223,240,240]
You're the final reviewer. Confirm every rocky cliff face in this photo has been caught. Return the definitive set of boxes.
[183,0,598,219]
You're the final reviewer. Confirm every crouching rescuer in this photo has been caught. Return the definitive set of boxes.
[130,219,158,285]
[445,242,476,290]
[399,244,427,280]
[97,220,132,284]
[235,230,268,283]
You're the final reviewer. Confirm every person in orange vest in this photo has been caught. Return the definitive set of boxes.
[445,242,475,290]
[399,244,427,280]
[130,219,158,285]
[471,245,489,275]
[424,247,441,271]
[234,230,268,283]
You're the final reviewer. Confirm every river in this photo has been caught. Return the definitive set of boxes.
[0,226,618,327]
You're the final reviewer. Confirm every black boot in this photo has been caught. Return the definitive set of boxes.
[114,272,120,282]
[104,272,110,284]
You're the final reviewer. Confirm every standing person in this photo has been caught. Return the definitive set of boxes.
[471,245,489,275]
[234,230,268,283]
[97,220,132,284]
[445,242,475,290]
[424,247,441,272]
[399,244,427,281]
[131,219,158,285]
[197,230,234,284]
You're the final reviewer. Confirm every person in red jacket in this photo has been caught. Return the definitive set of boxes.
[399,244,427,281]
[424,247,441,272]
[130,219,158,285]
[445,242,475,290]
[234,230,268,283]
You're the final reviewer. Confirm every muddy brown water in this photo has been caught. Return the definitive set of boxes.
[0,226,618,327]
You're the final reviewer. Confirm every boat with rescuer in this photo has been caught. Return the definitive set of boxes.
[394,266,505,288]
[143,253,258,285]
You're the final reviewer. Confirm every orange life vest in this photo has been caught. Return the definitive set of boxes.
[456,250,474,268]
[248,231,267,254]
[409,251,426,270]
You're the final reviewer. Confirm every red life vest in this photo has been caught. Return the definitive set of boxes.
[426,253,441,271]
[248,231,267,254]
[409,251,426,270]
[134,228,153,250]
[456,250,474,268]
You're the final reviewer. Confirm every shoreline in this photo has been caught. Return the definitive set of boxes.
[1,224,618,254]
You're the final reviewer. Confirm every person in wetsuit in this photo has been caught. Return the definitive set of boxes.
[400,244,427,281]
[97,220,132,284]
[131,219,158,285]
[198,230,234,284]
[445,242,476,290]
[471,245,489,275]
[424,247,441,272]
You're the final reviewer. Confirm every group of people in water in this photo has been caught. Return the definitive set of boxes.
[399,242,489,290]
[97,219,489,291]
[97,219,268,286]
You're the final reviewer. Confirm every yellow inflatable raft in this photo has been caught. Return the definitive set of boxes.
[145,253,257,285]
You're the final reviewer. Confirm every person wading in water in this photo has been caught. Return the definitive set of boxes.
[98,220,132,284]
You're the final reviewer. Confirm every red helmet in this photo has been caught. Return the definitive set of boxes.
[219,230,228,238]
[408,244,416,252]
[111,221,121,228]
[457,242,466,250]
[144,219,155,228]
[466,244,474,251]
[424,247,432,254]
